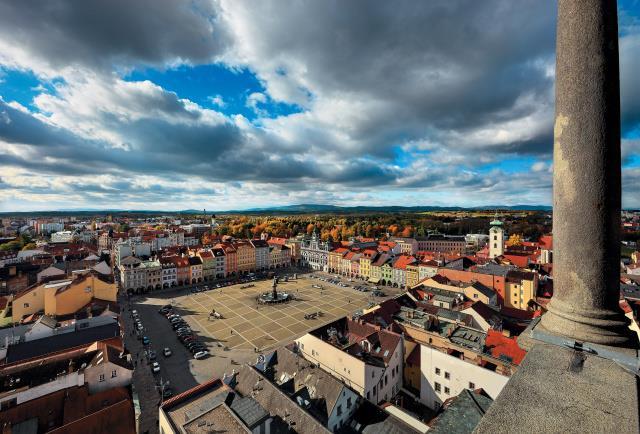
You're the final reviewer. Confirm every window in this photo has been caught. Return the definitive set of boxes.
[367,391,370,400]
[347,397,352,409]
[435,367,441,375]
[99,374,105,382]
[473,294,478,299]
[494,243,497,248]
[111,370,117,378]
[373,385,377,395]
[494,235,497,241]
[23,303,29,308]
[444,372,450,380]
[469,382,475,389]
[372,371,375,378]
[435,382,441,392]
[337,404,342,416]
[444,387,450,395]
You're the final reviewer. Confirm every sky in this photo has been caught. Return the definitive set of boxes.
[0,0,639,212]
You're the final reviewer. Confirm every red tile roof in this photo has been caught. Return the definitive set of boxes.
[393,254,416,270]
[538,234,553,249]
[485,329,527,365]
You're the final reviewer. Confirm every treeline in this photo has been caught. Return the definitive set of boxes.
[0,234,36,251]
[206,212,549,242]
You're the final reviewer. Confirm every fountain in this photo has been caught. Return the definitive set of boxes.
[258,277,292,304]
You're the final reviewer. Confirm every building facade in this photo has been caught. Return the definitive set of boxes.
[300,231,330,271]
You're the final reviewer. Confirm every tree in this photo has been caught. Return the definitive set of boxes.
[22,242,37,251]
[400,226,413,238]
[506,234,523,247]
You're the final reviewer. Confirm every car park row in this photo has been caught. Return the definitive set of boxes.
[309,274,386,296]
[159,304,210,360]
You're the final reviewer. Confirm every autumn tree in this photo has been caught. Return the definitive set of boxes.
[506,234,523,247]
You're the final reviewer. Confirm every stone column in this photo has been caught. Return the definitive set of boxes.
[540,0,637,347]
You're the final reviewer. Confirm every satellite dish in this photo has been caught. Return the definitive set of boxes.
[257,354,265,364]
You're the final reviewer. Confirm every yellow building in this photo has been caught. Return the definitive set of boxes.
[504,271,537,310]
[234,241,255,273]
[417,276,497,306]
[405,264,420,288]
[12,273,117,321]
[328,248,348,274]
[358,250,378,280]
[12,284,47,322]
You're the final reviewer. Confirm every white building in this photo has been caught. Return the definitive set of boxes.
[113,240,152,266]
[251,239,270,271]
[211,248,226,278]
[37,222,64,234]
[118,257,161,292]
[465,233,490,250]
[51,231,74,243]
[420,345,509,410]
[488,218,505,259]
[300,230,330,271]
[159,257,178,288]
[295,318,403,405]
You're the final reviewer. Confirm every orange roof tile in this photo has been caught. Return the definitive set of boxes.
[485,329,527,365]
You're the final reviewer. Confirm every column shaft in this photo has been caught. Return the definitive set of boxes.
[540,0,636,347]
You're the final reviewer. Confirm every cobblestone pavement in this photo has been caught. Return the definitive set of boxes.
[119,268,392,433]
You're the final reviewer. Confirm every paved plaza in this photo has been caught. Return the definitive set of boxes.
[125,272,389,432]
[174,276,378,352]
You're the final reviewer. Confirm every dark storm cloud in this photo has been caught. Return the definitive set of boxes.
[0,0,228,71]
[223,0,558,156]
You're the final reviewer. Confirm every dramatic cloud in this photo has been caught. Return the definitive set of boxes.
[0,0,638,210]
[0,0,229,75]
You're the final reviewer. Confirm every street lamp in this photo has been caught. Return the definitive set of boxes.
[156,377,171,404]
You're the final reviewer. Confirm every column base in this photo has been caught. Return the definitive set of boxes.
[538,298,639,349]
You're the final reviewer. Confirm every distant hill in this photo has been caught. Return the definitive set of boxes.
[225,203,552,214]
[0,203,552,217]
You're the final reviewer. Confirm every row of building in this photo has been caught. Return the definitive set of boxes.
[117,239,292,292]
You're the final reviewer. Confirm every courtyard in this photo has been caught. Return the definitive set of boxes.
[172,275,379,352]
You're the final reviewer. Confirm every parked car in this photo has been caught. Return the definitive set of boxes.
[194,350,209,359]
[148,350,157,360]
[163,347,172,357]
[142,336,150,345]
[151,361,160,373]
[162,387,173,398]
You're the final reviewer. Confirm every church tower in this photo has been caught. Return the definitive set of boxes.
[489,215,504,259]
